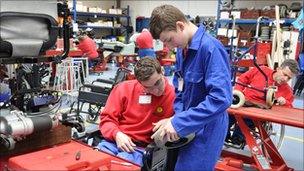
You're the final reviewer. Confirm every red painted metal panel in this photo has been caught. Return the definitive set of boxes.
[45,49,84,57]
[7,141,140,171]
[217,106,303,170]
[228,106,304,128]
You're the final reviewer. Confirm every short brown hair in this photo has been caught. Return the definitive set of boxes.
[78,35,86,41]
[149,4,187,39]
[134,57,162,82]
[280,59,299,75]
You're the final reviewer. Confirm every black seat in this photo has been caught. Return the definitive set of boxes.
[0,0,69,64]
[70,67,130,123]
[0,0,70,112]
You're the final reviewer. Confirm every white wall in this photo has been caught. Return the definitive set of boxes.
[121,0,302,30]
[75,0,218,28]
[74,0,302,32]
[121,1,218,27]
[74,1,115,10]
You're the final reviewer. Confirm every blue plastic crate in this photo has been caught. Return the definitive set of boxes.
[163,65,173,76]
[136,17,150,32]
[0,92,10,103]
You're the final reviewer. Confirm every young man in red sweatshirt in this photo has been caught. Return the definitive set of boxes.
[236,59,299,107]
[77,34,99,67]
[136,29,156,58]
[97,57,175,166]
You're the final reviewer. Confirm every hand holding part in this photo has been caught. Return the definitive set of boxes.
[115,131,136,153]
[151,118,179,146]
[152,117,171,132]
[276,96,286,105]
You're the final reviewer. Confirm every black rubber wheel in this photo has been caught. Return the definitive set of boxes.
[266,88,275,107]
[231,90,245,108]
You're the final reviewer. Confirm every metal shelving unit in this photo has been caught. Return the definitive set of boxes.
[78,25,125,30]
[215,0,302,52]
[75,11,130,19]
[218,18,296,25]
[72,0,131,42]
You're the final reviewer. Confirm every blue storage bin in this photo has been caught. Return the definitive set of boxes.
[0,83,11,103]
[136,17,150,32]
[0,92,10,103]
[163,65,173,76]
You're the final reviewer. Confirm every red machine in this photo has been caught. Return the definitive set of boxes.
[3,141,140,171]
[216,106,304,171]
[45,49,84,57]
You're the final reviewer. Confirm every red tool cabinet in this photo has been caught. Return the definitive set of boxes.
[6,141,140,171]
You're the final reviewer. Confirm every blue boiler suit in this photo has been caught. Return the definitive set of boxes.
[138,48,156,58]
[171,25,232,170]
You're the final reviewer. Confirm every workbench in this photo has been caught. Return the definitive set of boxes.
[217,106,303,171]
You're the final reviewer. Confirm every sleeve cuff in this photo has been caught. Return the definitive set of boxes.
[112,130,120,140]
[171,116,187,138]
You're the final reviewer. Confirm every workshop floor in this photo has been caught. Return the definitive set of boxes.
[77,64,304,170]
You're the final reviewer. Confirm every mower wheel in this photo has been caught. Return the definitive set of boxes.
[266,88,276,107]
[231,90,245,108]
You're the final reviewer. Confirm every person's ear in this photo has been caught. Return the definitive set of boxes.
[176,21,185,32]
[161,67,165,75]
[276,67,281,71]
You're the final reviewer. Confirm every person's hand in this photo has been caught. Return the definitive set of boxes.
[152,117,171,132]
[151,118,179,142]
[276,97,286,105]
[115,131,136,153]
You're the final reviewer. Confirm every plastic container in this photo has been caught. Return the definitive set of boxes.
[163,65,173,76]
[7,141,140,171]
[0,83,11,103]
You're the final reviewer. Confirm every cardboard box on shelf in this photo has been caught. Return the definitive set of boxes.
[241,9,260,19]
[106,21,113,27]
[116,9,122,15]
[108,8,117,14]
[217,28,227,36]
[228,37,239,46]
[231,10,241,19]
[114,23,121,28]
[96,7,102,13]
[220,11,230,19]
[238,31,253,47]
[217,35,229,46]
[261,9,275,19]
[88,7,95,13]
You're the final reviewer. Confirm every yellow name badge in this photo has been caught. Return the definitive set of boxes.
[154,106,164,116]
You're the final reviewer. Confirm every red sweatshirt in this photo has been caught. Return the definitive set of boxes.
[235,66,294,107]
[77,37,98,59]
[99,79,175,144]
[136,30,153,49]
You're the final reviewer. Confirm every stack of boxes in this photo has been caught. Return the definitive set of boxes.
[68,1,123,15]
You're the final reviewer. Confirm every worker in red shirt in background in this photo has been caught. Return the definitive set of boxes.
[136,28,156,58]
[97,57,175,166]
[77,33,99,67]
[227,59,300,146]
[235,59,299,107]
